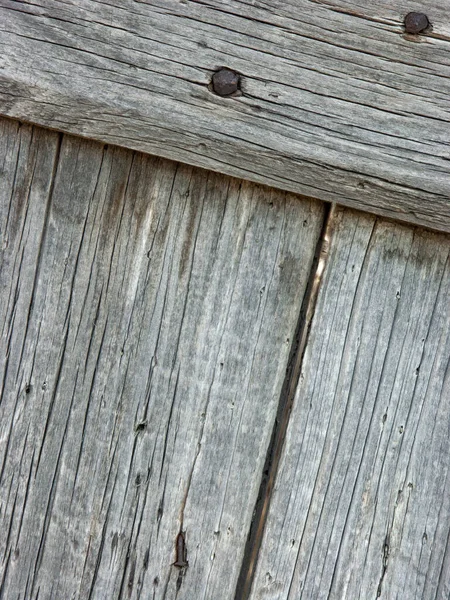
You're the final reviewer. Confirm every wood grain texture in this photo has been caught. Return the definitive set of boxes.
[249,208,450,600]
[0,0,449,232]
[0,118,325,599]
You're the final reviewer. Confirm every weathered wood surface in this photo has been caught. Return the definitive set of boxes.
[0,1,449,233]
[249,209,450,600]
[0,118,325,599]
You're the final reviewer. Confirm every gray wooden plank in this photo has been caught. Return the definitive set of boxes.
[249,209,450,600]
[0,1,449,233]
[0,118,325,599]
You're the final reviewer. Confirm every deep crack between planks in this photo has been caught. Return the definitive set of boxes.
[234,203,336,600]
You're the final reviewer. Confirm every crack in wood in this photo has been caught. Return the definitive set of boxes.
[234,203,334,600]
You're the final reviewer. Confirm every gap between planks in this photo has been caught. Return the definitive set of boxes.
[234,203,335,600]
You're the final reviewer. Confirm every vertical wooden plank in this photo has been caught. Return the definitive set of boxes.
[249,209,450,599]
[0,119,325,598]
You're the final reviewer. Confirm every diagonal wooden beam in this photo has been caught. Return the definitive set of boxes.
[0,0,449,232]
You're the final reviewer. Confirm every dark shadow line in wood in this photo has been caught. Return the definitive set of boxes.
[234,202,335,600]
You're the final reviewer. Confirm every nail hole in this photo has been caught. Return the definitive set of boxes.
[135,420,147,433]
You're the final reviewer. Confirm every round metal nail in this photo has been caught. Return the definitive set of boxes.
[404,12,429,34]
[212,69,240,97]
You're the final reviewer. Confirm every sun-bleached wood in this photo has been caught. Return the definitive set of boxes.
[0,0,449,232]
[249,208,450,600]
[0,118,325,599]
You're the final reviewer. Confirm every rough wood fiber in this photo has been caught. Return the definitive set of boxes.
[0,0,449,232]
[249,208,450,600]
[0,118,325,599]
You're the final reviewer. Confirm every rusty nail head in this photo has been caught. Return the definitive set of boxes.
[404,12,429,34]
[174,532,188,568]
[212,68,240,96]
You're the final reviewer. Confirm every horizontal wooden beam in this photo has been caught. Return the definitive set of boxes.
[0,0,449,232]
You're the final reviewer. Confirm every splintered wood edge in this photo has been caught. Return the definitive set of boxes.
[0,0,449,233]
